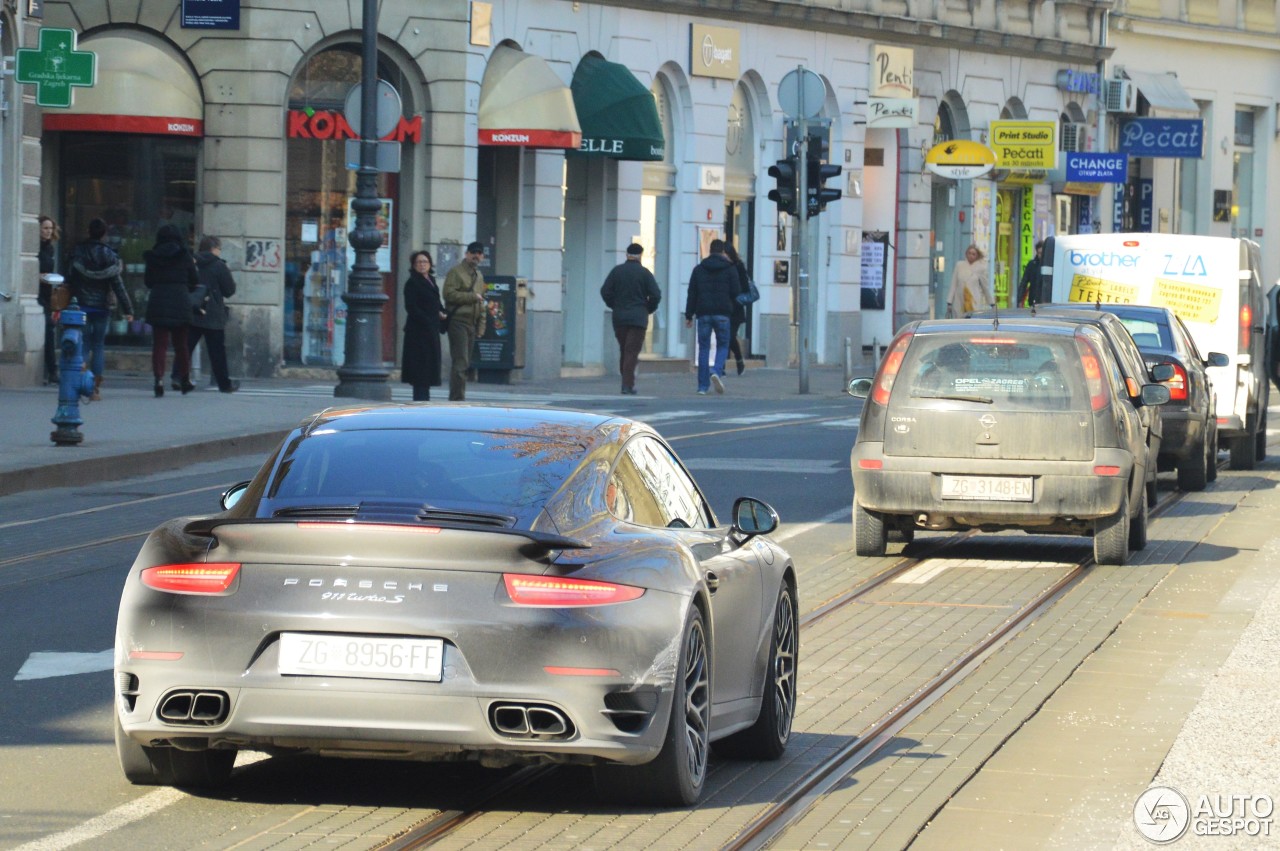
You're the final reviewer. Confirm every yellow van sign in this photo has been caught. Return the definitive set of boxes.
[990,121,1057,170]
[1067,274,1140,305]
[1151,278,1221,324]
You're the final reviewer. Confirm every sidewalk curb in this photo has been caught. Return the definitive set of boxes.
[0,429,286,497]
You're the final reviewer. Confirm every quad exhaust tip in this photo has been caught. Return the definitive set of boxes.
[489,703,575,740]
[158,690,230,726]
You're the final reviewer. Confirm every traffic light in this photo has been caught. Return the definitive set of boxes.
[767,157,798,216]
[806,137,842,218]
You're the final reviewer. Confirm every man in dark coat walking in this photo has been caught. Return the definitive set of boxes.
[600,242,661,395]
[187,236,239,393]
[684,238,741,395]
[66,217,134,400]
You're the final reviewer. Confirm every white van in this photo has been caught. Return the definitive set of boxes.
[1042,233,1270,468]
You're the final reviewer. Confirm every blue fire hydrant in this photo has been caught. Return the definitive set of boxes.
[51,298,96,446]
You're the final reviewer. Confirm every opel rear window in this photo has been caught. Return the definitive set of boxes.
[897,335,1085,410]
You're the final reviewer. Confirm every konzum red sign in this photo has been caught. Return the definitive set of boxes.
[287,110,423,143]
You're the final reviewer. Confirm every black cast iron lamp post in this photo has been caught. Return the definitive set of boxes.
[335,0,390,400]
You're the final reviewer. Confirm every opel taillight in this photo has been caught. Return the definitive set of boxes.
[504,574,645,607]
[1075,335,1111,411]
[1164,363,1188,401]
[871,332,913,406]
[1240,301,1252,352]
[141,563,241,594]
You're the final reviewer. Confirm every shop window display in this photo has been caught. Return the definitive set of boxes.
[59,135,199,347]
[284,46,406,367]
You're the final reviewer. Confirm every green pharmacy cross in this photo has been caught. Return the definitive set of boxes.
[15,28,96,108]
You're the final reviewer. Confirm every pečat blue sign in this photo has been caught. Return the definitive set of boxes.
[1116,118,1203,158]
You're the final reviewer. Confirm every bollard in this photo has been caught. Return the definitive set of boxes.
[50,298,96,446]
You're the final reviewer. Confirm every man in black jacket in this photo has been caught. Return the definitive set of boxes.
[600,242,661,395]
[187,236,240,393]
[66,218,134,400]
[684,238,740,394]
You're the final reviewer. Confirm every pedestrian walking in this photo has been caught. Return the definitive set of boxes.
[143,224,199,397]
[37,215,62,385]
[601,242,661,395]
[684,238,738,395]
[65,217,134,400]
[945,243,992,316]
[442,241,487,401]
[1015,240,1047,307]
[185,235,240,393]
[724,243,750,376]
[401,249,445,401]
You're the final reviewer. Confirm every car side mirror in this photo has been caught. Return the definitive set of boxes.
[732,496,779,539]
[1150,363,1175,382]
[1140,384,1172,406]
[221,481,251,511]
[1205,352,1230,368]
[847,377,873,398]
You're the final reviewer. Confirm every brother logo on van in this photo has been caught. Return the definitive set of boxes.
[1068,250,1140,269]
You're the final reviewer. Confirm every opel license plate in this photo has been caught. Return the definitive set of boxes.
[278,633,444,681]
[940,475,1033,502]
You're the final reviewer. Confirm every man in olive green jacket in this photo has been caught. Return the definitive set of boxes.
[442,241,487,400]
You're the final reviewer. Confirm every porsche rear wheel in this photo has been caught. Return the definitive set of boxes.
[115,714,235,789]
[713,583,797,761]
[594,607,710,806]
[854,503,887,557]
[1093,491,1130,566]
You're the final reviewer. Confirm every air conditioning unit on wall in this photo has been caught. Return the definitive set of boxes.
[1060,123,1088,152]
[1103,79,1137,113]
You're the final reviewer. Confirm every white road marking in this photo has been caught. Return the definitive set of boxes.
[623,410,705,424]
[821,418,861,429]
[15,650,113,681]
[893,561,953,584]
[773,506,851,544]
[683,459,842,474]
[718,413,811,425]
[9,787,188,851]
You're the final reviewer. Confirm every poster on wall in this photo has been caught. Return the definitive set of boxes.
[860,232,889,310]
[972,182,993,260]
[346,198,393,273]
[697,226,722,260]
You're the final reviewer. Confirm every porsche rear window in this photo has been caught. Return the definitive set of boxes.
[262,428,587,512]
[898,335,1085,409]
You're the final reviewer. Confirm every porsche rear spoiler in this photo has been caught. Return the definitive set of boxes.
[182,517,591,552]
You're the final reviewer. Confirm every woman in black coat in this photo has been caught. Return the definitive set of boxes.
[143,224,199,397]
[401,250,445,401]
[724,243,749,375]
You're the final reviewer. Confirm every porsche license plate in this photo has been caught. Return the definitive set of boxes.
[278,633,444,682]
[940,475,1033,502]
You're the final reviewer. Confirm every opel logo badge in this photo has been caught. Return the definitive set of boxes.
[979,414,997,428]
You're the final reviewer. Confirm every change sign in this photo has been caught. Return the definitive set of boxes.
[1066,152,1128,184]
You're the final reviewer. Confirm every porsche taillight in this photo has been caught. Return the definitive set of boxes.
[1164,362,1189,401]
[503,574,645,607]
[141,563,241,594]
[1075,334,1111,412]
[871,332,913,406]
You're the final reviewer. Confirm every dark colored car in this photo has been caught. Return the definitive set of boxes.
[1044,302,1229,491]
[848,317,1171,566]
[114,405,798,806]
[972,306,1169,506]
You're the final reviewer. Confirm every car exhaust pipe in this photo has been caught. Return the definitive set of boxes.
[158,690,230,726]
[489,703,574,739]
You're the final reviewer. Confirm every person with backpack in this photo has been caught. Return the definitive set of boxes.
[684,238,739,395]
[600,242,661,395]
[187,235,239,393]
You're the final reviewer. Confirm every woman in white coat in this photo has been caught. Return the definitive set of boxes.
[946,243,992,315]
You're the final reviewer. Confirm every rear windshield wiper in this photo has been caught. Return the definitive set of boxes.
[911,393,995,404]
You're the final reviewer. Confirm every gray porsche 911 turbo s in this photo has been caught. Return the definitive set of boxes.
[114,404,797,806]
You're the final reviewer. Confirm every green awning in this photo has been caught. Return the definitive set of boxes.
[569,54,664,161]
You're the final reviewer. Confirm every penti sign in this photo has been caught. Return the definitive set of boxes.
[15,28,96,108]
